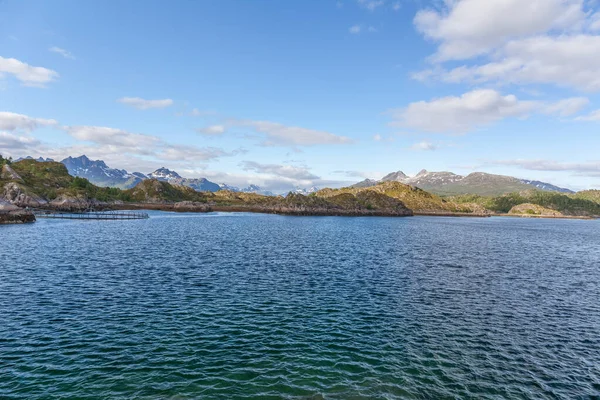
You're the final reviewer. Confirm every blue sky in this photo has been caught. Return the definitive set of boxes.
[1,0,600,191]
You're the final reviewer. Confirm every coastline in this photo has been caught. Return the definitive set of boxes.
[0,211,36,225]
[494,213,597,220]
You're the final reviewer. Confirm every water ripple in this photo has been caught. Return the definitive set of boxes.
[1,213,599,399]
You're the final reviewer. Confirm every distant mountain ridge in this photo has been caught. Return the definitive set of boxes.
[218,183,275,196]
[61,155,147,189]
[353,169,574,196]
[148,167,221,192]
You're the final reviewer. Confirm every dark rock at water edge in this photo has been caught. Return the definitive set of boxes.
[0,210,36,224]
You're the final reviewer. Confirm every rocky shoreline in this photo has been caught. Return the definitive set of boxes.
[0,211,36,224]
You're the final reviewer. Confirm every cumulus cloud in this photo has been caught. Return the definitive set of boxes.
[0,131,41,151]
[65,126,160,149]
[61,124,238,165]
[391,89,589,134]
[49,46,76,60]
[0,111,58,132]
[233,120,353,146]
[196,125,226,136]
[415,35,600,91]
[0,56,58,87]
[412,1,600,92]
[414,0,585,61]
[117,97,174,110]
[410,141,437,151]
[241,161,320,180]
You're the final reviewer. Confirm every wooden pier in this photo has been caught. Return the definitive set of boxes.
[33,210,149,220]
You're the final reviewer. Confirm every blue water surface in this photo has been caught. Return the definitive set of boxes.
[1,212,599,399]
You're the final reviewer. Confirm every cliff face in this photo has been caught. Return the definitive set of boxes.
[2,182,48,208]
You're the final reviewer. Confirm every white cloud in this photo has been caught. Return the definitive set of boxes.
[157,144,231,162]
[349,25,362,34]
[65,126,160,149]
[416,35,600,91]
[358,0,385,11]
[190,108,216,117]
[542,97,589,117]
[414,0,585,61]
[49,46,76,60]
[117,97,174,110]
[373,134,382,141]
[575,109,600,121]
[0,111,58,132]
[0,131,41,150]
[391,89,586,134]
[234,120,353,146]
[392,89,537,133]
[488,159,600,176]
[0,56,58,87]
[196,125,226,136]
[410,141,438,151]
[392,2,400,11]
[241,161,320,180]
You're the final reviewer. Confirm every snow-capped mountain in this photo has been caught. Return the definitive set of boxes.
[61,155,147,189]
[218,183,275,196]
[219,183,241,192]
[242,185,275,196]
[354,169,575,196]
[148,167,182,181]
[148,168,221,192]
[294,186,320,195]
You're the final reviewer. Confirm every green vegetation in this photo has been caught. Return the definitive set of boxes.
[125,179,207,203]
[573,190,600,205]
[0,154,11,167]
[2,159,598,218]
[1,160,132,202]
[450,190,600,216]
[316,181,477,213]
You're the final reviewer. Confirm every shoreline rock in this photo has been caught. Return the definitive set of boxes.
[0,210,36,224]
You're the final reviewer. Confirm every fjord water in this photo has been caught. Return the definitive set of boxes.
[1,213,599,399]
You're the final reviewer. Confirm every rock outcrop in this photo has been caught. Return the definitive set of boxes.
[2,182,48,208]
[508,203,563,217]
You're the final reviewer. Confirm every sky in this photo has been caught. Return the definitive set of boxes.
[1,0,600,191]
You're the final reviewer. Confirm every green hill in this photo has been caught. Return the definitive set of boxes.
[450,191,600,217]
[315,181,476,213]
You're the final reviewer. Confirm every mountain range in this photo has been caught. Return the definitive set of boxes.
[53,155,278,194]
[16,154,575,197]
[61,156,148,189]
[353,169,574,196]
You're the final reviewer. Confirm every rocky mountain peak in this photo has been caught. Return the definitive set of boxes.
[149,167,182,181]
[380,171,408,182]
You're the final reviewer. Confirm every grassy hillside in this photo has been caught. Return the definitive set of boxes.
[418,173,534,197]
[450,191,600,216]
[3,159,131,202]
[316,181,476,213]
[573,190,600,204]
